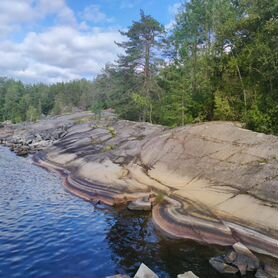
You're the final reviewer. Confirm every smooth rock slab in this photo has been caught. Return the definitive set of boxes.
[134,263,159,278]
[177,271,199,278]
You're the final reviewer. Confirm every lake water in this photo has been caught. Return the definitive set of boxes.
[0,147,245,278]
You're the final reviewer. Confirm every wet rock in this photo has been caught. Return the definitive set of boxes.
[255,268,271,278]
[128,197,152,211]
[209,256,238,274]
[224,250,237,264]
[232,242,260,274]
[233,255,248,276]
[14,145,30,156]
[105,275,130,278]
[177,271,199,278]
[134,263,159,278]
[264,263,278,278]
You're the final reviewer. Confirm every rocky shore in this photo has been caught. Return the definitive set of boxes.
[1,111,277,277]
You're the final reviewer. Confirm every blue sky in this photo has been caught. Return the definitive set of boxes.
[68,0,177,26]
[0,0,181,83]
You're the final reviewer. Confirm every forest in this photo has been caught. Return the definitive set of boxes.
[0,0,277,134]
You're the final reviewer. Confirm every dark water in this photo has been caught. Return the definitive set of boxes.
[0,147,246,278]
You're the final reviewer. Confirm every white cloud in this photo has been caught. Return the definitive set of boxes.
[0,26,124,83]
[80,5,113,24]
[120,0,142,9]
[168,2,182,17]
[0,0,77,37]
[0,1,125,83]
[166,2,183,30]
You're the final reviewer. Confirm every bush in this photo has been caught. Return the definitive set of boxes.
[244,105,272,134]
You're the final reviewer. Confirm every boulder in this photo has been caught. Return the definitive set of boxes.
[35,134,42,141]
[264,263,278,278]
[232,242,260,274]
[233,255,248,276]
[224,250,237,264]
[209,256,238,274]
[177,271,199,278]
[14,145,30,156]
[233,242,259,263]
[128,197,152,211]
[255,268,271,278]
[134,263,159,278]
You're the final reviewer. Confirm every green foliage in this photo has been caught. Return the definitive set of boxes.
[155,193,166,205]
[214,91,236,121]
[26,106,40,122]
[91,101,104,120]
[0,1,277,135]
[116,10,166,122]
[0,78,96,124]
[107,127,117,138]
[244,105,272,134]
[103,145,115,152]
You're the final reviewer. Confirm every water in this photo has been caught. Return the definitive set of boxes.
[0,147,245,278]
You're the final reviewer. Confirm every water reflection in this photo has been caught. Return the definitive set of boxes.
[106,208,239,278]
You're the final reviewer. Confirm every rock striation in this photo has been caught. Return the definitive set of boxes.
[1,111,277,263]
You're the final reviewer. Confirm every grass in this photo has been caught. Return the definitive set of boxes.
[73,116,94,125]
[103,145,115,152]
[107,127,117,137]
[155,192,165,204]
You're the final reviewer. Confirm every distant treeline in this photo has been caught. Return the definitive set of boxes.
[1,0,277,135]
[0,78,97,123]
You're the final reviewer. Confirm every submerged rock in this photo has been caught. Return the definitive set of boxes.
[105,275,130,278]
[209,256,238,274]
[134,263,159,278]
[177,271,199,278]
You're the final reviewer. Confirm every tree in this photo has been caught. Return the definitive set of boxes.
[116,10,165,122]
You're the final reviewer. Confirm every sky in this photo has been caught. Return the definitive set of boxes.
[0,0,182,84]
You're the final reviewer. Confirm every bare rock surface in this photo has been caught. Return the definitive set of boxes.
[134,263,159,278]
[1,111,278,261]
[177,271,199,278]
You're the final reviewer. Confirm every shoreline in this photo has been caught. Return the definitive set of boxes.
[1,111,278,269]
[32,150,278,262]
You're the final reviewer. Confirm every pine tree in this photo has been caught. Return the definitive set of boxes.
[115,10,165,122]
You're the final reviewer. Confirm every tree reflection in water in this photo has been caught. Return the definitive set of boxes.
[105,208,237,278]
